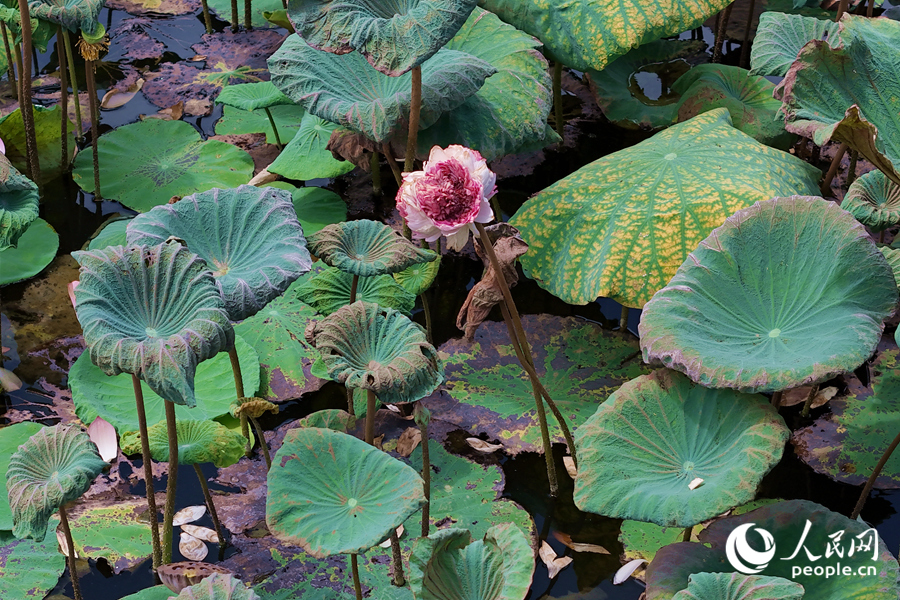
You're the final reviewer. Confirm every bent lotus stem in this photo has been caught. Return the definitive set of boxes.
[16,0,40,185]
[800,384,819,418]
[61,30,84,142]
[133,374,163,570]
[712,3,733,64]
[84,60,101,199]
[404,65,422,173]
[263,107,283,150]
[230,0,238,32]
[382,142,403,187]
[249,416,271,470]
[553,62,563,137]
[228,346,252,453]
[192,463,226,545]
[821,143,849,195]
[351,553,363,600]
[58,504,83,600]
[57,27,69,168]
[370,152,381,195]
[200,0,213,34]
[851,428,900,520]
[1,23,16,102]
[162,399,180,564]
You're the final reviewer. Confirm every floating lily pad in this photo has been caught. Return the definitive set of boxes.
[289,0,477,76]
[66,498,153,573]
[0,422,45,531]
[214,104,304,145]
[71,334,259,434]
[573,370,788,527]
[672,573,804,600]
[263,183,347,236]
[0,165,38,251]
[269,38,496,143]
[296,264,416,317]
[216,81,292,111]
[640,196,897,393]
[0,519,65,599]
[842,169,900,231]
[422,314,647,454]
[266,427,426,557]
[310,220,437,277]
[778,14,900,185]
[749,12,840,77]
[267,114,354,180]
[126,185,312,321]
[27,0,104,35]
[510,109,821,308]
[121,419,246,467]
[0,105,75,182]
[393,255,440,296]
[72,120,254,212]
[644,500,899,600]
[0,217,58,285]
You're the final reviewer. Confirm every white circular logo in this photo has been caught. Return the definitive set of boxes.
[726,523,776,574]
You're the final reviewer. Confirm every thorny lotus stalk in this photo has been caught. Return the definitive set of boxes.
[852,428,900,520]
[57,27,69,168]
[711,3,733,64]
[133,374,162,570]
[84,60,101,199]
[404,66,422,173]
[61,30,84,141]
[200,0,213,34]
[230,0,238,32]
[193,464,226,545]
[58,504,83,600]
[370,152,381,194]
[415,404,431,537]
[162,399,180,564]
[801,384,819,418]
[365,389,376,445]
[351,553,363,600]
[229,346,252,454]
[244,0,252,30]
[16,0,40,184]
[249,416,271,470]
[389,529,405,586]
[383,143,403,187]
[1,22,16,103]
[263,107,283,150]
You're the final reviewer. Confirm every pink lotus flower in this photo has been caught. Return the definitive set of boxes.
[396,145,496,252]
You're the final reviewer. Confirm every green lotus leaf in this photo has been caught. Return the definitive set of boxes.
[0,165,38,251]
[123,419,246,468]
[216,81,292,111]
[126,185,313,321]
[72,119,254,212]
[479,0,733,71]
[72,242,234,407]
[0,105,75,182]
[415,7,557,160]
[307,301,442,404]
[842,169,900,231]
[393,254,440,296]
[296,264,416,317]
[267,114,354,180]
[311,220,437,277]
[422,314,648,454]
[71,334,259,433]
[0,422,45,530]
[27,0,103,34]
[86,217,132,251]
[120,586,175,600]
[263,183,347,237]
[573,369,788,527]
[586,39,702,131]
[65,498,153,573]
[207,0,282,27]
[510,109,821,308]
[289,0,477,77]
[881,247,900,291]
[749,12,840,77]
[6,424,106,541]
[231,396,278,420]
[266,426,426,557]
[777,15,900,185]
[296,408,356,431]
[0,217,59,285]
[644,500,900,600]
[214,104,304,145]
[262,8,292,30]
[672,64,794,150]
[640,196,898,393]
[0,518,65,599]
[672,573,804,600]
[174,573,260,599]
[409,523,534,600]
[269,38,496,143]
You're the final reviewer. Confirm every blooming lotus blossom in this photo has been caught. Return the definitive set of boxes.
[397,145,496,251]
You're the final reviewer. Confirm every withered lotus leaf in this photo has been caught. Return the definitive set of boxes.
[229,397,278,421]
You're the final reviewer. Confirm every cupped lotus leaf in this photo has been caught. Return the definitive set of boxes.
[6,424,106,541]
[0,166,38,251]
[644,500,899,600]
[297,408,356,432]
[415,7,557,160]
[749,12,840,77]
[0,105,75,181]
[72,119,254,212]
[289,0,477,76]
[268,113,354,180]
[0,218,59,284]
[65,498,153,573]
[842,169,900,231]
[573,369,788,527]
[86,217,132,251]
[264,183,346,237]
[266,426,426,557]
[408,523,534,600]
[421,314,648,454]
[672,64,794,150]
[230,397,278,420]
[268,38,496,143]
[215,81,292,111]
[393,254,440,296]
[27,0,103,34]
[479,0,733,72]
[296,264,416,317]
[310,220,437,277]
[671,573,804,600]
[214,104,304,145]
[308,301,441,404]
[174,573,260,599]
[0,518,65,599]
[0,422,45,530]
[777,15,900,185]
[126,185,313,321]
[586,39,702,131]
[124,419,246,467]
[509,109,821,308]
[72,242,234,407]
[640,196,898,393]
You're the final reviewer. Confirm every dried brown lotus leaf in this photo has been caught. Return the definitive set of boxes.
[539,540,573,579]
[396,427,422,458]
[465,437,503,453]
[182,524,219,543]
[179,532,209,561]
[230,396,278,420]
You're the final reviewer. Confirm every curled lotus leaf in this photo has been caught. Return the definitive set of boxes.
[0,422,45,530]
[121,419,246,467]
[671,573,804,600]
[573,370,789,528]
[393,254,440,296]
[509,109,821,308]
[408,523,535,600]
[266,426,426,557]
[72,242,234,407]
[0,165,38,251]
[268,37,496,143]
[296,264,416,317]
[6,424,106,541]
[27,0,103,35]
[230,397,278,420]
[289,0,477,77]
[306,301,442,404]
[309,220,437,277]
[749,12,840,77]
[777,15,900,185]
[126,185,312,321]
[842,169,900,231]
[215,81,292,111]
[640,196,898,393]
[173,572,260,599]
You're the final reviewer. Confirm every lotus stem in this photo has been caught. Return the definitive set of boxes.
[365,389,376,445]
[346,388,355,416]
[712,2,734,64]
[350,553,363,600]
[13,43,22,104]
[162,399,179,564]
[16,0,41,185]
[682,525,693,542]
[350,274,359,304]
[851,428,900,520]
[192,463,225,546]
[84,60,101,200]
[847,150,858,186]
[231,0,239,32]
[200,0,213,34]
[2,22,17,103]
[821,143,849,195]
[61,30,84,142]
[404,65,422,173]
[382,142,403,187]
[420,291,434,346]
[800,384,819,418]
[836,0,850,19]
[619,305,630,333]
[58,504,83,600]
[228,345,252,453]
[771,390,783,408]
[249,416,271,470]
[739,0,756,68]
[419,418,430,537]
[880,230,885,244]
[370,152,382,194]
[263,107,283,150]
[476,222,559,496]
[867,0,875,17]
[552,62,563,137]
[132,374,162,570]
[244,0,252,30]
[389,529,405,586]
[57,27,69,168]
